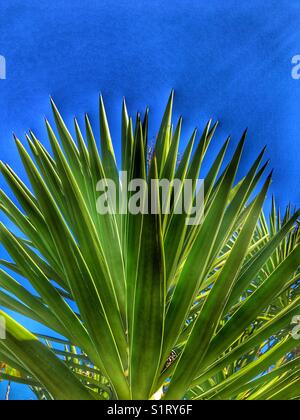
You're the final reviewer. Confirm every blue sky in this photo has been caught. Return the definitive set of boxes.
[0,0,300,399]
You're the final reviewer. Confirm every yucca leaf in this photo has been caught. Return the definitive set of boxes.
[155,90,174,174]
[165,172,272,399]
[162,135,245,366]
[205,242,300,369]
[126,122,147,339]
[191,295,300,387]
[99,95,119,185]
[225,209,300,312]
[0,311,95,400]
[13,137,130,398]
[130,157,166,399]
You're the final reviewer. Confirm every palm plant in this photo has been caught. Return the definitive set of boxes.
[0,92,299,400]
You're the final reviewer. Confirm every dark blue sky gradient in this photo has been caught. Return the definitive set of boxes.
[0,0,300,399]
